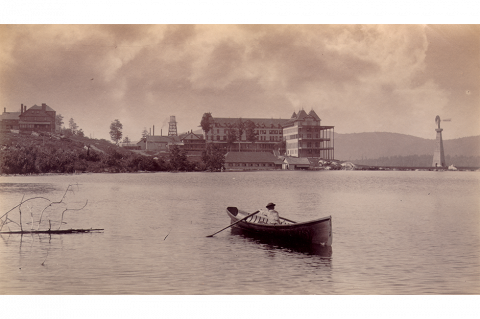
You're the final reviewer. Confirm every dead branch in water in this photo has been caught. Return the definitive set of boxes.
[0,184,101,235]
[58,200,88,230]
[0,228,104,234]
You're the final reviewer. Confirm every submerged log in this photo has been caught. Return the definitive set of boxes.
[0,228,104,235]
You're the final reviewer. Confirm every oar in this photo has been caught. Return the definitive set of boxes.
[206,211,260,237]
[280,216,297,223]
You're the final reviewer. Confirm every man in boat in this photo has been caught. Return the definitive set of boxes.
[264,202,281,224]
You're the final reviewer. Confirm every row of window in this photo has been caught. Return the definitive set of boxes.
[20,124,51,129]
[214,129,281,135]
[213,123,283,129]
[227,163,275,167]
[212,135,281,142]
[287,141,331,148]
[21,117,51,121]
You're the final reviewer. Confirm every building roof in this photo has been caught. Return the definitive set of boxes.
[283,157,311,165]
[29,104,55,112]
[282,109,322,127]
[1,112,21,120]
[181,131,204,141]
[212,117,289,129]
[225,152,281,163]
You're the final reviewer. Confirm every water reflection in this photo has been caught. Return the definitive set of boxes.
[230,227,333,258]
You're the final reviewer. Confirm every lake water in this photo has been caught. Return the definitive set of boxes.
[0,170,479,295]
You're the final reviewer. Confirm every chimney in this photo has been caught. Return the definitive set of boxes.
[21,104,23,114]
[153,125,155,136]
[161,129,162,136]
[42,103,46,111]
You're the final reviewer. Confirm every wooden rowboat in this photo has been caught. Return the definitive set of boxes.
[226,207,332,246]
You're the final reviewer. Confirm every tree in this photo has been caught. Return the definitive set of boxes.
[123,136,131,144]
[226,125,237,151]
[202,144,226,171]
[244,120,258,151]
[235,118,244,151]
[55,114,64,131]
[69,118,78,135]
[200,112,213,140]
[77,128,85,137]
[109,119,123,145]
[169,145,191,171]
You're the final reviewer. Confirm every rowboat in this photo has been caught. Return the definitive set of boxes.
[226,207,332,246]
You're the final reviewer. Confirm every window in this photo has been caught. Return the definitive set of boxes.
[217,136,220,141]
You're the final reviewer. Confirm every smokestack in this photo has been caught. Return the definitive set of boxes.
[3,107,5,113]
[153,125,155,136]
[161,129,162,136]
[21,104,23,114]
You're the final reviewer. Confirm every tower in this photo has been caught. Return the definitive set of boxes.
[168,116,177,136]
[432,115,445,167]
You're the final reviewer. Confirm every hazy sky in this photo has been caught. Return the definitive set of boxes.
[1,24,478,141]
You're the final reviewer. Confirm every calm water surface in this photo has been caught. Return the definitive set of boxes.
[0,171,479,294]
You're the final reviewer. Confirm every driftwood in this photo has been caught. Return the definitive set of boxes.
[0,184,102,235]
[0,228,104,234]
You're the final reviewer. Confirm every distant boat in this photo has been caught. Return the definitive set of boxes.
[226,207,332,246]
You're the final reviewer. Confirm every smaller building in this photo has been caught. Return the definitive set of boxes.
[0,107,21,132]
[180,131,206,153]
[282,157,311,170]
[224,152,283,170]
[136,135,183,151]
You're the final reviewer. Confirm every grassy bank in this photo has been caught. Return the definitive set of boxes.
[0,132,193,174]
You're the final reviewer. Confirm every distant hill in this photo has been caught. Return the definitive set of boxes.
[334,132,480,161]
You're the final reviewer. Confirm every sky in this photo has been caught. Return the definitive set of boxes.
[1,24,479,142]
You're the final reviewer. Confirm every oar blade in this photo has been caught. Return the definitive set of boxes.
[206,210,260,237]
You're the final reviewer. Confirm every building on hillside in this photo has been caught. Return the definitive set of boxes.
[282,110,334,159]
[224,152,283,170]
[136,135,183,151]
[18,103,56,134]
[0,106,21,132]
[120,142,141,150]
[282,157,311,170]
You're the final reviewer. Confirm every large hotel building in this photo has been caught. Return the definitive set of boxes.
[202,109,335,159]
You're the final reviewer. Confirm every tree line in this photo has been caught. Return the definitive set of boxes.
[0,138,226,175]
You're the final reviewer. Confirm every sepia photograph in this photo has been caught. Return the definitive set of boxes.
[1,2,479,318]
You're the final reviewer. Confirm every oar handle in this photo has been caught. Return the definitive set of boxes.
[206,210,260,237]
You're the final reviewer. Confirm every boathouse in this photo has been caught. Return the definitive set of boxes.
[282,157,311,170]
[224,152,283,170]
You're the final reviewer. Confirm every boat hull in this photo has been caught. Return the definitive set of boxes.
[226,207,332,246]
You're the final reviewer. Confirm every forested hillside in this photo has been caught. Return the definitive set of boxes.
[334,132,480,167]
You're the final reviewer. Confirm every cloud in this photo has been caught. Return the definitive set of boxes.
[0,25,478,140]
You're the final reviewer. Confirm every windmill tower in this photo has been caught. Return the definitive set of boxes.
[168,116,177,136]
[432,115,445,167]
